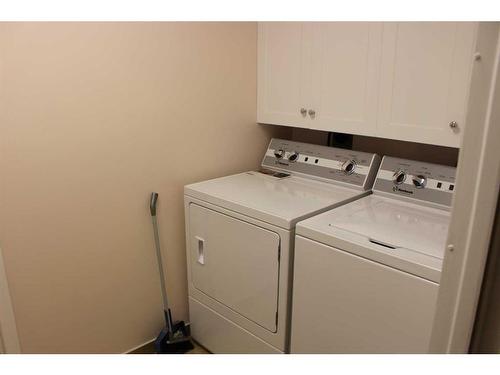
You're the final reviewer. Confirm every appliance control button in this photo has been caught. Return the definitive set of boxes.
[342,160,357,175]
[392,170,407,185]
[412,175,427,189]
[274,149,285,159]
[288,152,299,162]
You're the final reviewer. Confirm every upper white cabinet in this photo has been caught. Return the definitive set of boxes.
[257,22,478,148]
[257,23,311,127]
[377,23,477,147]
[310,23,383,136]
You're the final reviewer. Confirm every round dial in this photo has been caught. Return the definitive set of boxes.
[274,149,285,159]
[288,151,299,162]
[392,169,407,185]
[412,175,427,189]
[341,160,357,175]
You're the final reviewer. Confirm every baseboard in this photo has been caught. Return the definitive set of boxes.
[124,337,156,354]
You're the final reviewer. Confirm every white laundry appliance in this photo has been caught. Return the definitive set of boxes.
[291,156,457,353]
[183,138,381,353]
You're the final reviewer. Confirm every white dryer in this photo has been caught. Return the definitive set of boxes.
[291,156,457,353]
[184,138,380,353]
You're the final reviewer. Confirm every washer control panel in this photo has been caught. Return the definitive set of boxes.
[261,138,381,190]
[373,156,456,207]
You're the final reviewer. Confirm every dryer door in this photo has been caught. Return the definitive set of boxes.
[188,203,281,332]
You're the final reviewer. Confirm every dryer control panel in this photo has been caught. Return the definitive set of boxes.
[261,138,381,190]
[373,156,457,208]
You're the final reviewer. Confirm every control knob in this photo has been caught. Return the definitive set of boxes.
[392,169,407,185]
[341,160,357,175]
[412,175,427,189]
[274,149,285,159]
[288,151,299,162]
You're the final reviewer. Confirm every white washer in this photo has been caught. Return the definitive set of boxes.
[291,156,457,353]
[184,138,381,353]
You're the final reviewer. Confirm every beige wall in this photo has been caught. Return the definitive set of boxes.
[0,22,289,353]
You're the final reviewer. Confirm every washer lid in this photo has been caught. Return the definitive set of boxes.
[185,171,366,229]
[296,195,451,281]
[328,198,450,259]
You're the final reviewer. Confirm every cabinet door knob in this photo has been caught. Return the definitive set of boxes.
[449,121,458,129]
[300,108,307,116]
[308,109,316,118]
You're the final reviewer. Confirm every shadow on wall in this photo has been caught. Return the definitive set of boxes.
[469,193,500,354]
[290,128,459,167]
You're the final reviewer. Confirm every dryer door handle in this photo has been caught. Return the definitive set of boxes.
[195,236,205,265]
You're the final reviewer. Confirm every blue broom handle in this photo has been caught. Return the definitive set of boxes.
[150,192,174,333]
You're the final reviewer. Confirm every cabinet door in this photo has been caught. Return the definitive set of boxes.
[257,22,312,127]
[310,22,383,135]
[378,22,476,147]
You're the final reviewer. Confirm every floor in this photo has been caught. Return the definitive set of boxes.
[130,340,210,354]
